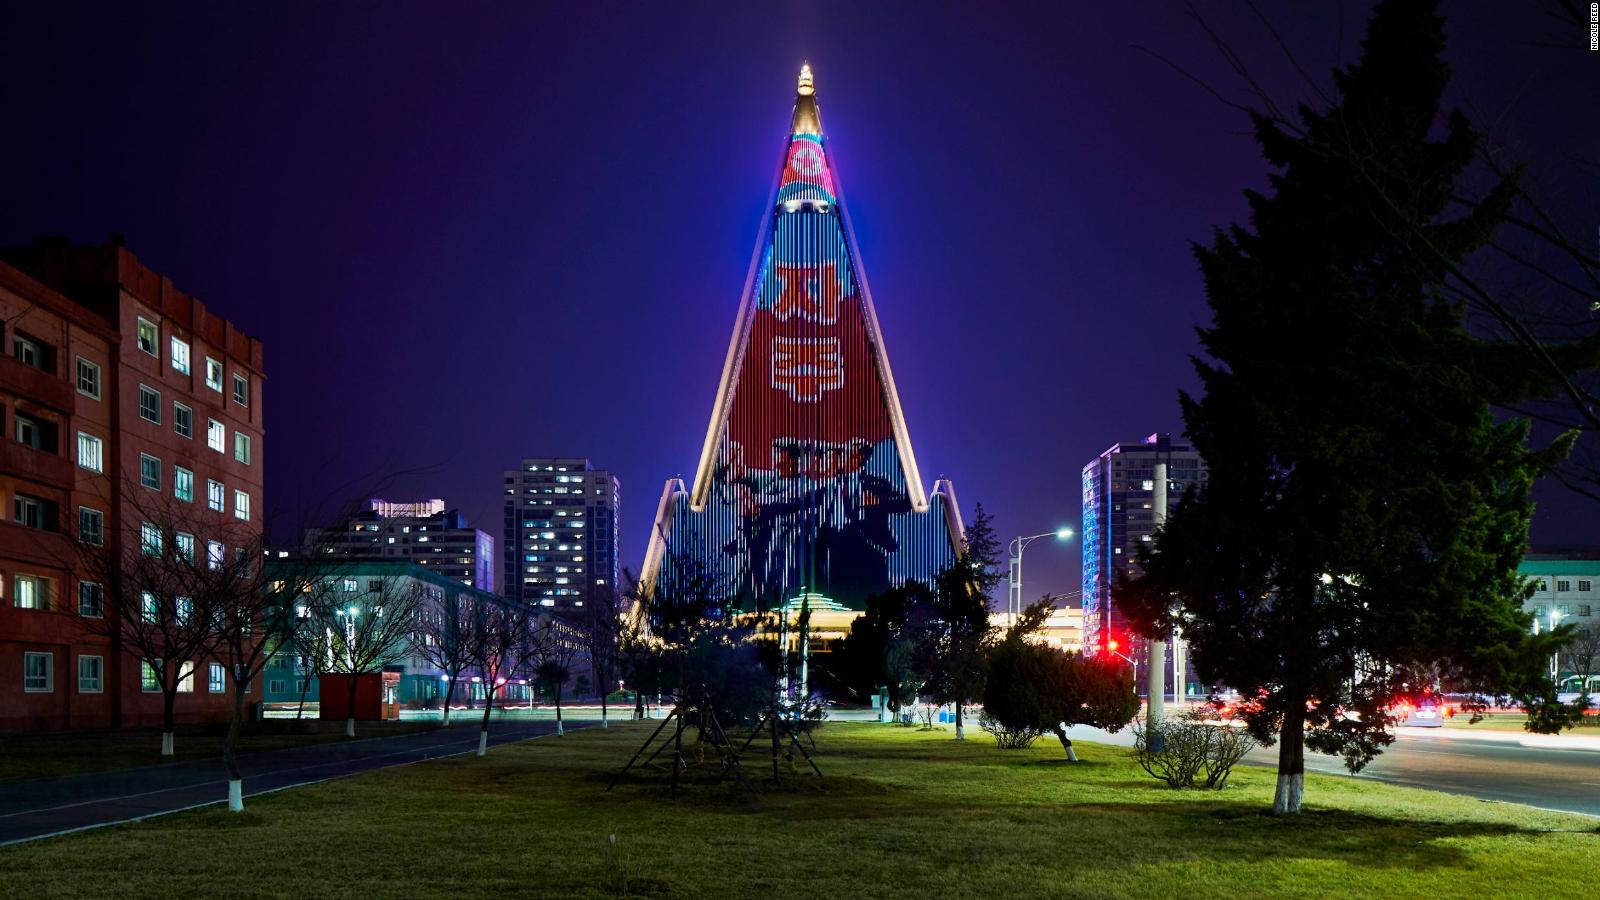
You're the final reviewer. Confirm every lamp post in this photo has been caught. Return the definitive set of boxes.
[1550,609,1563,684]
[1008,528,1074,619]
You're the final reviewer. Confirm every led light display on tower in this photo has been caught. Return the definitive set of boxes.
[642,65,964,611]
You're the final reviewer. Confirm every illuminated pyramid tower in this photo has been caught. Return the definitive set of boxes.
[642,64,964,613]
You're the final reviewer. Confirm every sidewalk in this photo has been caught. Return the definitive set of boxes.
[0,719,589,847]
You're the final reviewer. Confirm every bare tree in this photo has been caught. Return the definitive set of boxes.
[536,615,582,736]
[411,589,475,726]
[467,597,534,756]
[305,572,426,738]
[1564,627,1600,694]
[561,582,627,727]
[68,479,222,758]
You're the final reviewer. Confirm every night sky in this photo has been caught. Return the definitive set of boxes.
[2,2,1594,603]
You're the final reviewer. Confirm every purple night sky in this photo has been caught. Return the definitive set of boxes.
[2,2,1594,603]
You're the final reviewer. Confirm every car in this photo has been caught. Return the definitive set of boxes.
[1397,696,1448,727]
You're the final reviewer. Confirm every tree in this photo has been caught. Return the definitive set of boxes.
[1563,627,1600,695]
[911,565,994,740]
[411,588,476,726]
[837,580,931,717]
[305,573,426,738]
[561,582,627,727]
[981,599,1138,759]
[1119,0,1584,815]
[535,615,581,736]
[467,597,534,756]
[70,483,220,759]
[961,503,1004,598]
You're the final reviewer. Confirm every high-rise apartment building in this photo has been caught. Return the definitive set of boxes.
[503,458,618,608]
[1081,433,1207,694]
[308,498,494,592]
[0,239,264,730]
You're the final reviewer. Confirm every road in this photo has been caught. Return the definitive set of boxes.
[0,718,590,847]
[1055,722,1600,817]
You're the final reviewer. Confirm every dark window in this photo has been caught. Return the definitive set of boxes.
[139,385,161,424]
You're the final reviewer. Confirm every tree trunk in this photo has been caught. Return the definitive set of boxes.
[1053,725,1079,762]
[954,702,965,740]
[294,666,312,720]
[225,677,246,812]
[161,687,177,756]
[600,686,608,728]
[345,674,360,739]
[1273,706,1306,815]
[555,686,564,736]
[441,677,456,727]
[478,684,496,756]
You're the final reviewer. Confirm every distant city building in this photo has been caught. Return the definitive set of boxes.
[0,239,264,730]
[503,458,619,608]
[260,557,529,709]
[1520,547,1599,693]
[1081,433,1207,695]
[309,499,494,592]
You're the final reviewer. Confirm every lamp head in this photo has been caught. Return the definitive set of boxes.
[1055,528,1074,539]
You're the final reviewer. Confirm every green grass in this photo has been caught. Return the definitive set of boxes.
[1,722,1595,898]
[0,721,437,784]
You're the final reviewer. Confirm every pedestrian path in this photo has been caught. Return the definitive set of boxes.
[0,719,588,847]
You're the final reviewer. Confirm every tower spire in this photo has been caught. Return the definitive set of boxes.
[790,61,822,136]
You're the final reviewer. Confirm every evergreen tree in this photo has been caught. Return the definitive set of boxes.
[961,503,1004,598]
[1118,0,1584,815]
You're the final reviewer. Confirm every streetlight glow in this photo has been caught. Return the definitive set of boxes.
[1055,528,1073,539]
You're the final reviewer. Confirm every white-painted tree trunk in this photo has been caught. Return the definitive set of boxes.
[600,711,608,728]
[345,717,355,738]
[161,732,174,757]
[441,706,451,726]
[228,779,243,812]
[1273,773,1304,815]
[1066,745,1079,762]
[955,721,965,740]
[478,730,488,756]
[557,719,564,736]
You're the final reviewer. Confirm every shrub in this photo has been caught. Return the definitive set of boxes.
[980,614,1140,759]
[1133,709,1256,789]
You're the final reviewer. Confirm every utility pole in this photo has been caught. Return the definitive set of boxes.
[1146,460,1168,730]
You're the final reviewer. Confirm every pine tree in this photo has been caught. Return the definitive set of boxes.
[1118,0,1584,815]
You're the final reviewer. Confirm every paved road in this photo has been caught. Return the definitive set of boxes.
[1058,723,1600,817]
[0,719,591,847]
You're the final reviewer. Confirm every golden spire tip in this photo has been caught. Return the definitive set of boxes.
[797,62,814,96]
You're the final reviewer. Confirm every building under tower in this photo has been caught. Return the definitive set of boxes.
[640,65,964,618]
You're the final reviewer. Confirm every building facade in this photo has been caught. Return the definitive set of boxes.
[261,557,532,709]
[640,66,963,613]
[1081,433,1207,694]
[310,498,494,592]
[1519,547,1600,692]
[502,458,618,609]
[0,239,264,730]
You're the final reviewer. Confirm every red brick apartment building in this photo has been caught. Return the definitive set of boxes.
[0,238,264,730]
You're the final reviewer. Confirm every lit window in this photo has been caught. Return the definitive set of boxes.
[137,317,158,355]
[176,596,192,625]
[174,402,193,438]
[23,652,53,692]
[235,432,251,464]
[141,660,160,692]
[79,581,103,617]
[174,467,194,502]
[207,540,225,570]
[205,357,223,391]
[139,384,161,423]
[208,662,225,693]
[77,432,103,472]
[76,357,101,399]
[14,575,47,610]
[175,532,195,561]
[140,453,161,489]
[342,579,358,592]
[207,419,225,452]
[171,336,191,374]
[176,660,195,693]
[234,490,251,521]
[233,373,248,406]
[141,522,162,556]
[141,591,158,623]
[78,655,103,693]
[207,479,225,512]
[78,507,104,545]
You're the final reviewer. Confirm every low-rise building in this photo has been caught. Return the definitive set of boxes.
[1519,547,1600,692]
[309,498,493,592]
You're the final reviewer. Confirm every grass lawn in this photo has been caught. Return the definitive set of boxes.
[1,722,1595,898]
[0,720,437,784]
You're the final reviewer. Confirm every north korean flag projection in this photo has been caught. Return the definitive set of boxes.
[643,68,963,612]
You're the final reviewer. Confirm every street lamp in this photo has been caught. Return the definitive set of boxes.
[1008,528,1074,619]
